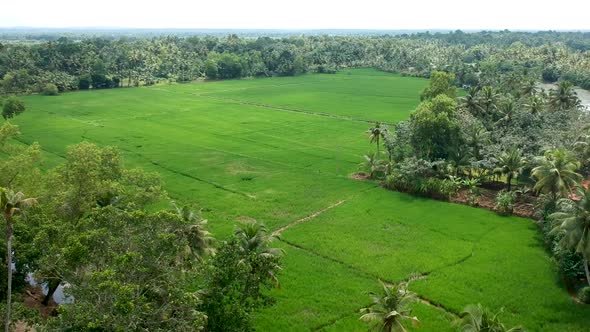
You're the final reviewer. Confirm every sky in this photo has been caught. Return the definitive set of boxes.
[1,0,590,31]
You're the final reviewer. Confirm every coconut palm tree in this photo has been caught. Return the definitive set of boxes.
[173,203,216,262]
[549,81,581,112]
[461,86,482,116]
[479,86,499,119]
[550,187,590,286]
[0,188,36,332]
[359,280,419,332]
[458,304,524,332]
[494,148,527,191]
[465,125,490,161]
[520,79,538,98]
[532,149,582,199]
[368,122,388,155]
[574,132,590,169]
[494,98,516,126]
[234,221,283,287]
[523,95,545,115]
[360,153,387,179]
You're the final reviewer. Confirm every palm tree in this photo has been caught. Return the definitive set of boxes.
[359,280,419,332]
[173,203,216,262]
[458,304,524,332]
[479,86,499,119]
[520,79,538,98]
[0,188,36,332]
[461,87,482,116]
[494,148,526,191]
[532,149,582,198]
[573,132,590,169]
[368,122,388,155]
[549,81,581,112]
[465,125,490,161]
[448,147,472,176]
[523,95,545,115]
[234,221,283,287]
[494,98,516,126]
[549,187,590,286]
[360,153,387,179]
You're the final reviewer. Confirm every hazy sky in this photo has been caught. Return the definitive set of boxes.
[2,0,589,30]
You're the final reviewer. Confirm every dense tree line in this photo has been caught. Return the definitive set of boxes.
[1,31,590,95]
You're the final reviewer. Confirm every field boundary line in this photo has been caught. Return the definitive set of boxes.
[192,94,395,125]
[272,200,346,236]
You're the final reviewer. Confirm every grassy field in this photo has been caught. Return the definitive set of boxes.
[12,68,590,331]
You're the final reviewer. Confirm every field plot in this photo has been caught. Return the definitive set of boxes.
[14,69,590,331]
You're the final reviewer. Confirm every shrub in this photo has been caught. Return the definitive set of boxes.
[111,76,121,88]
[495,190,516,216]
[579,287,590,304]
[317,65,337,74]
[78,74,91,90]
[419,178,460,200]
[534,193,558,220]
[42,83,59,96]
[542,67,559,83]
[2,96,25,119]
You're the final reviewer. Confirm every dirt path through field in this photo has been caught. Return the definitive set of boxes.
[272,200,346,236]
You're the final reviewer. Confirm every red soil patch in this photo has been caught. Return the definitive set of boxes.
[21,285,58,318]
[350,172,370,180]
[450,188,535,218]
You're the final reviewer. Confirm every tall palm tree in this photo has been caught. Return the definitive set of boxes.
[368,122,388,155]
[549,81,581,112]
[0,188,36,332]
[458,304,524,332]
[495,98,516,126]
[550,187,590,286]
[532,149,582,198]
[234,221,283,287]
[461,86,482,116]
[480,86,499,119]
[494,148,527,191]
[173,203,216,262]
[359,281,419,332]
[465,125,490,161]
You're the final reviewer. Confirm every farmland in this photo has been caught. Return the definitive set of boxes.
[12,68,590,330]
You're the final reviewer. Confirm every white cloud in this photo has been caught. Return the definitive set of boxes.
[1,0,589,30]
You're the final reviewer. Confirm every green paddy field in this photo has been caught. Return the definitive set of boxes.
[13,69,590,331]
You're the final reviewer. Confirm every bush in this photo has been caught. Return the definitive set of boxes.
[91,73,113,89]
[317,65,337,74]
[542,67,559,83]
[419,178,460,200]
[78,74,91,90]
[42,83,59,96]
[385,167,459,200]
[2,96,25,119]
[579,287,590,304]
[495,190,516,216]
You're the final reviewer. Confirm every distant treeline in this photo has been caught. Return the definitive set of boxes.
[1,30,590,94]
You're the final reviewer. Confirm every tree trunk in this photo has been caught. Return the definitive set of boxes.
[5,218,12,332]
[42,279,61,306]
[376,137,380,156]
[584,253,590,287]
[507,174,512,191]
